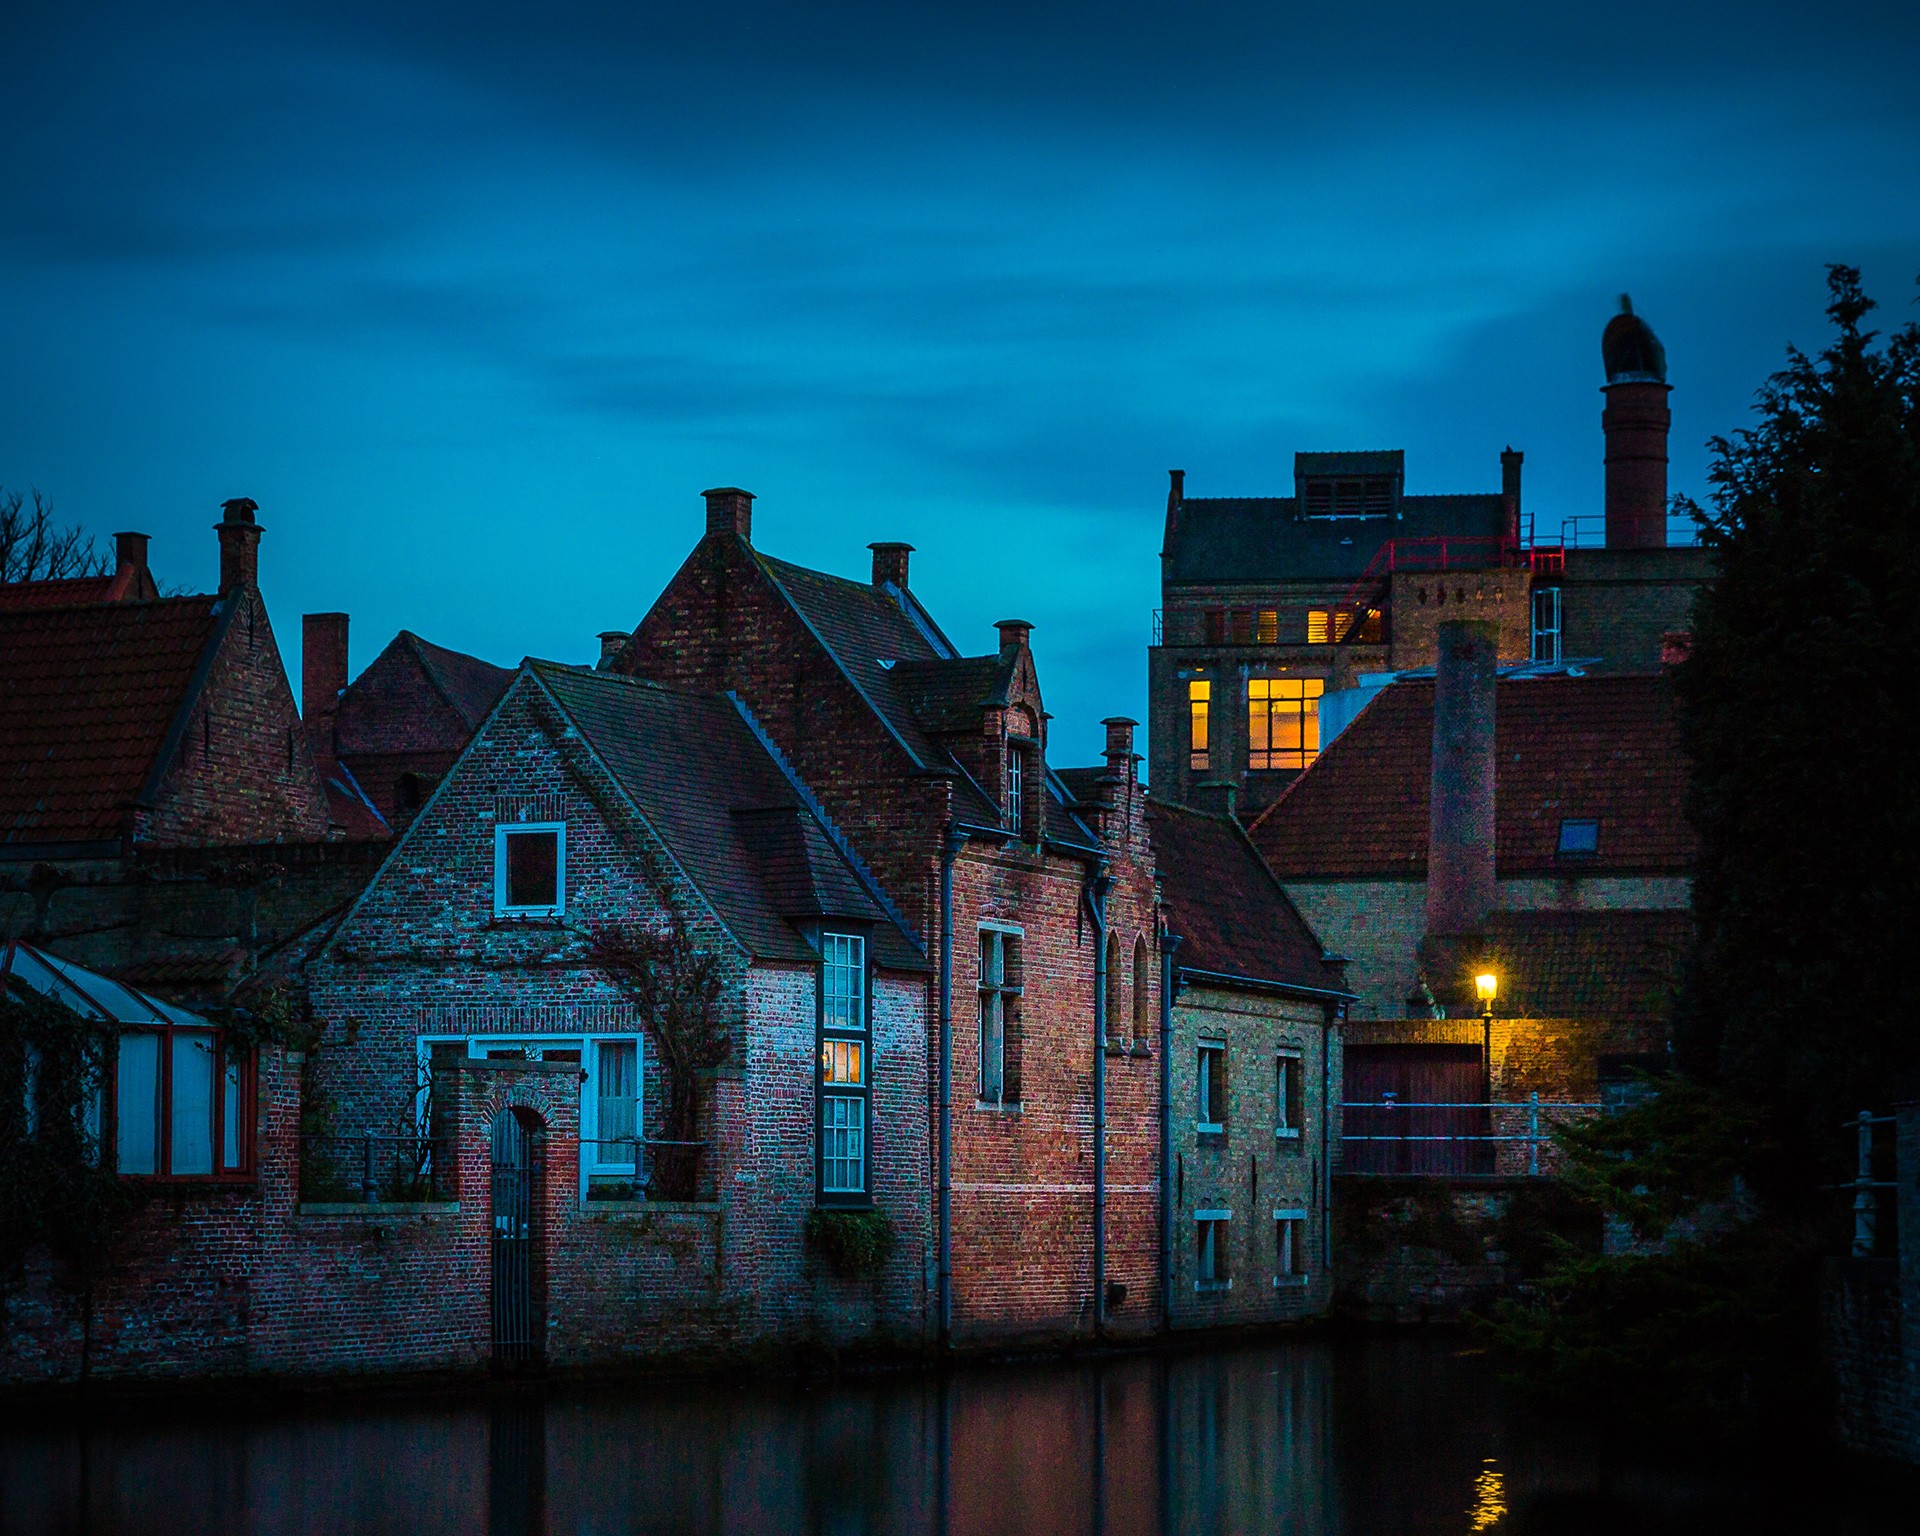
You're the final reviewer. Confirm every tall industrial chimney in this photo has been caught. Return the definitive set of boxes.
[1425,619,1498,939]
[1601,296,1671,549]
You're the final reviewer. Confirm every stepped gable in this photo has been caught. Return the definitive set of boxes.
[1148,797,1348,994]
[1246,673,1692,879]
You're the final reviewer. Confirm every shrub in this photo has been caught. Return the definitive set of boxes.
[805,1208,896,1278]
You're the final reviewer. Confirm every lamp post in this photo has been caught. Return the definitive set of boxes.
[1474,970,1498,1105]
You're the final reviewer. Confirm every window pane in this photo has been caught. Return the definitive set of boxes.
[171,1031,216,1175]
[597,1040,638,1149]
[116,1033,160,1175]
[223,1055,245,1170]
[505,830,559,908]
[821,1038,864,1086]
[981,993,1004,1102]
[823,933,866,1029]
[822,1096,866,1193]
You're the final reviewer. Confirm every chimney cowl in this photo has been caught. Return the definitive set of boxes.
[868,541,914,590]
[994,619,1033,659]
[1101,716,1137,761]
[703,486,754,542]
[597,631,630,671]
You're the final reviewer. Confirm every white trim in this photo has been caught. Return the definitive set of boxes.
[1273,1275,1311,1288]
[1194,1279,1234,1292]
[1195,1121,1225,1135]
[1272,1207,1309,1221]
[976,919,1025,936]
[1275,1127,1302,1139]
[1194,1207,1233,1221]
[493,821,567,917]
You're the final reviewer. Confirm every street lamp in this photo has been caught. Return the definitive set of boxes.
[1474,972,1498,1116]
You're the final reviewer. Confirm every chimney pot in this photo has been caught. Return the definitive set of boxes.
[215,498,263,594]
[1425,619,1498,939]
[994,619,1033,659]
[1101,716,1137,762]
[113,531,149,573]
[868,541,914,589]
[597,630,630,671]
[703,486,754,542]
[1500,449,1523,542]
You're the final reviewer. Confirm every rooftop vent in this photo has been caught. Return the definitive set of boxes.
[1295,451,1404,519]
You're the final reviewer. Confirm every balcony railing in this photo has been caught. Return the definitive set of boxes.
[301,1134,454,1203]
[1338,1093,1602,1178]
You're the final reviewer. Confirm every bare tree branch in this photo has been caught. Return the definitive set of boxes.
[0,489,106,584]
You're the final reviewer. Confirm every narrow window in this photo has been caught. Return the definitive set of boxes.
[1196,1212,1231,1286]
[594,1039,640,1190]
[116,1033,161,1175]
[1275,1209,1309,1281]
[495,823,566,916]
[1229,609,1254,646]
[1131,934,1151,1046]
[1104,931,1124,1046]
[819,932,872,1199]
[1276,1051,1304,1147]
[1247,678,1325,771]
[1005,744,1024,834]
[170,1031,216,1176]
[1306,609,1330,645]
[1557,818,1599,857]
[1203,609,1226,646]
[1197,1040,1227,1131]
[1187,680,1211,771]
[978,930,1022,1106]
[1531,585,1562,663]
[1255,609,1278,646]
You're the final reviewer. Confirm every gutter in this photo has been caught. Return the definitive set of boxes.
[937,823,964,1348]
[1083,862,1112,1337]
[1158,925,1182,1333]
[1173,966,1358,1005]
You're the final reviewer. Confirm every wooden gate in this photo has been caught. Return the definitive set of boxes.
[1342,1045,1490,1175]
[490,1109,543,1368]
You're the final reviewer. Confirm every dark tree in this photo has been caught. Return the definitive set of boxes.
[0,489,104,583]
[1674,265,1920,1170]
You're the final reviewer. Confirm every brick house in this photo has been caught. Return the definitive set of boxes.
[617,489,1163,1344]
[305,659,932,1364]
[0,501,385,989]
[301,613,513,832]
[1149,301,1712,817]
[1148,799,1352,1328]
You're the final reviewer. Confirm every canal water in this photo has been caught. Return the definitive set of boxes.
[0,1335,1907,1535]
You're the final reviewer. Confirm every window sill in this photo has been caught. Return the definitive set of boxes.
[974,1100,1024,1114]
[1273,1274,1312,1288]
[1275,1128,1302,1141]
[1195,1279,1234,1293]
[488,912,566,926]
[1195,1123,1225,1138]
[1128,1041,1154,1059]
[300,1200,459,1219]
[1103,1039,1130,1057]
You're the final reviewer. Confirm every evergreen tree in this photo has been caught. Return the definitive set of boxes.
[1675,265,1920,1174]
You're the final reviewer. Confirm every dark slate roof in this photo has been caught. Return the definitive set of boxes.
[1164,492,1506,585]
[890,655,1006,733]
[322,764,393,841]
[1053,766,1111,807]
[1481,909,1690,1022]
[529,664,923,971]
[1247,674,1693,879]
[407,632,515,728]
[1149,797,1349,996]
[0,596,223,845]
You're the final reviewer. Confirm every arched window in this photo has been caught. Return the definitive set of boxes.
[1132,934,1151,1044]
[1104,931,1124,1046]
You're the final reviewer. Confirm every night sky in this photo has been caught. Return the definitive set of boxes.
[5,1,1918,766]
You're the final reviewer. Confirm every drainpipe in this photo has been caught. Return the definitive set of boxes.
[1158,925,1182,1333]
[1321,1001,1339,1271]
[938,823,962,1349]
[1084,864,1113,1336]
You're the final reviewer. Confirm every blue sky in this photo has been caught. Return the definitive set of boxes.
[4,0,1918,765]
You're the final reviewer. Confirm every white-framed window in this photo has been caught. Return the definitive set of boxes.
[494,821,566,916]
[1196,1039,1227,1132]
[979,927,1022,1107]
[1005,744,1024,834]
[112,1026,251,1179]
[1531,584,1562,662]
[1276,1050,1304,1145]
[1196,1209,1232,1288]
[1274,1208,1309,1284]
[818,930,872,1201]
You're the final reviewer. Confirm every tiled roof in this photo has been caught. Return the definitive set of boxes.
[1148,797,1348,996]
[890,655,1005,733]
[0,596,222,846]
[1480,909,1690,1023]
[406,632,514,728]
[1164,492,1506,585]
[113,946,251,1001]
[530,664,924,971]
[1248,674,1693,878]
[322,765,392,841]
[0,575,118,611]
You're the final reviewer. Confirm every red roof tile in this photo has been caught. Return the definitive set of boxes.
[0,597,221,845]
[0,576,118,611]
[1247,674,1693,878]
[1480,909,1689,1023]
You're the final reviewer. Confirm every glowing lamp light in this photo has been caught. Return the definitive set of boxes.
[1474,972,1498,1005]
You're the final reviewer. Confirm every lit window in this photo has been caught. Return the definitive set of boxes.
[1248,678,1324,770]
[495,823,565,916]
[1307,609,1331,645]
[1197,1040,1227,1131]
[1196,1211,1231,1287]
[1276,1051,1303,1146]
[1255,609,1278,645]
[113,1027,250,1178]
[1531,585,1562,663]
[1557,819,1599,857]
[979,930,1022,1106]
[819,931,871,1200]
[1188,680,1211,771]
[1275,1209,1309,1281]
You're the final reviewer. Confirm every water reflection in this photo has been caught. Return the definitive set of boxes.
[0,1338,1904,1535]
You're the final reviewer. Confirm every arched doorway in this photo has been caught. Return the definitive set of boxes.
[490,1107,545,1368]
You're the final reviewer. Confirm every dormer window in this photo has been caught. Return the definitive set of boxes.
[1303,477,1395,518]
[1005,743,1024,833]
[495,822,566,916]
[1557,819,1599,858]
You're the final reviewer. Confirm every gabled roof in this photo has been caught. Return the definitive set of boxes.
[528,664,924,971]
[0,575,118,611]
[1164,492,1506,585]
[321,763,392,841]
[335,630,513,757]
[1480,909,1690,1023]
[1247,674,1693,879]
[1148,798,1350,997]
[0,596,223,847]
[407,632,515,728]
[889,655,1006,734]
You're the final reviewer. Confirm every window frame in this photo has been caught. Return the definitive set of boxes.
[1196,1038,1227,1133]
[977,926,1023,1108]
[1195,1209,1233,1289]
[1187,678,1211,772]
[1004,741,1026,835]
[1531,584,1563,663]
[107,1025,254,1182]
[1274,1207,1310,1285]
[1275,1049,1304,1144]
[1557,817,1600,858]
[1247,676,1325,772]
[817,930,873,1204]
[494,821,567,918]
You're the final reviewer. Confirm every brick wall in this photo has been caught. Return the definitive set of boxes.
[1557,546,1712,668]
[1386,569,1533,670]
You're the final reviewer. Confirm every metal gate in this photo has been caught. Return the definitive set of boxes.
[491,1109,543,1368]
[1342,1045,1491,1175]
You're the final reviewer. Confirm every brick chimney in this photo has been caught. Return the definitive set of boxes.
[114,531,149,576]
[869,541,913,589]
[1500,448,1523,543]
[995,619,1033,660]
[107,531,155,601]
[303,613,349,770]
[216,498,262,594]
[1601,296,1671,550]
[1425,619,1498,939]
[703,486,753,542]
[597,630,630,671]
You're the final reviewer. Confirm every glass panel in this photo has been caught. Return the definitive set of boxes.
[170,1031,216,1175]
[597,1041,638,1156]
[980,993,1004,1102]
[822,1096,865,1193]
[223,1054,244,1170]
[116,1033,160,1175]
[1187,680,1210,770]
[821,1039,864,1086]
[822,934,866,1029]
[504,829,559,909]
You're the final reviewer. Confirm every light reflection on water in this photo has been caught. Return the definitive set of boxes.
[0,1336,1902,1535]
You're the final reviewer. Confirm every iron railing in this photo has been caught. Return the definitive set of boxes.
[1338,1093,1603,1177]
[1834,1111,1898,1258]
[301,1134,454,1203]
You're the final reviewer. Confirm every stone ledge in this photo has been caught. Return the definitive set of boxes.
[298,1202,461,1218]
[583,1199,722,1219]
